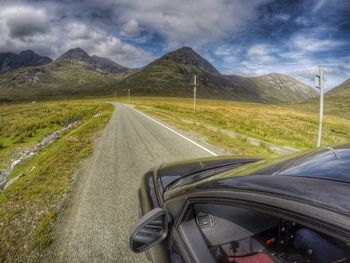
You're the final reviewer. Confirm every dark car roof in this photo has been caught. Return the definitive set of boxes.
[171,144,350,215]
[215,144,350,183]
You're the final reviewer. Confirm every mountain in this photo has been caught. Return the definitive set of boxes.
[0,46,318,103]
[322,78,350,119]
[118,46,247,99]
[0,50,52,73]
[56,48,130,75]
[119,46,317,103]
[297,77,350,120]
[329,78,350,96]
[0,48,126,101]
[226,73,318,103]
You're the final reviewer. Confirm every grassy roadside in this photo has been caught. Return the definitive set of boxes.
[0,101,113,262]
[124,97,350,154]
[0,101,112,170]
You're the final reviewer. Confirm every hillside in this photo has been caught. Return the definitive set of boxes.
[119,47,317,103]
[0,46,318,103]
[227,73,318,103]
[298,78,350,119]
[56,48,130,75]
[0,50,52,73]
[0,48,128,101]
[118,47,249,99]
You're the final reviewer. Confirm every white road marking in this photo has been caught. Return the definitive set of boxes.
[130,106,218,156]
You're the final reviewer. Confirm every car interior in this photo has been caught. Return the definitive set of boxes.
[178,203,350,263]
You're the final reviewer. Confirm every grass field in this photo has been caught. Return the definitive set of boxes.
[125,97,350,155]
[296,88,350,120]
[0,101,111,170]
[0,100,113,262]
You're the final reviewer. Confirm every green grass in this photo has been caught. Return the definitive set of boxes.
[296,84,350,120]
[0,101,111,169]
[126,97,350,153]
[0,61,121,101]
[0,100,113,262]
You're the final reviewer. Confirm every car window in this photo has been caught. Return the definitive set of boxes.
[179,203,350,263]
[278,148,350,182]
[212,146,350,184]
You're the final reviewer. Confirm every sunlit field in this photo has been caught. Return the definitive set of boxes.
[126,97,350,153]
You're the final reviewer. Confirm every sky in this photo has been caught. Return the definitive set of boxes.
[0,0,349,89]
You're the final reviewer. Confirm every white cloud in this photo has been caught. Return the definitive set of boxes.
[0,5,57,56]
[62,23,154,67]
[0,4,154,67]
[294,16,311,26]
[275,14,290,21]
[105,0,272,49]
[122,19,140,37]
[291,34,343,53]
[1,6,49,38]
[247,44,278,63]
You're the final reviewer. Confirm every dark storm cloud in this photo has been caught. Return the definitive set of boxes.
[5,8,49,38]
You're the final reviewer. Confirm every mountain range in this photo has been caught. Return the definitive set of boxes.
[0,46,320,103]
[0,50,52,73]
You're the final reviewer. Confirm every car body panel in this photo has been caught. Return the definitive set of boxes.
[138,155,262,215]
[157,156,261,193]
[164,144,350,215]
[134,144,350,262]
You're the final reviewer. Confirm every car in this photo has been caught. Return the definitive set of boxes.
[129,144,350,263]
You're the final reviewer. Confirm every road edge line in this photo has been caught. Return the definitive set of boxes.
[130,106,218,156]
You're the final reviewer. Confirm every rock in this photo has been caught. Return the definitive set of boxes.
[68,136,78,142]
[0,177,8,191]
[0,121,80,191]
[94,112,103,117]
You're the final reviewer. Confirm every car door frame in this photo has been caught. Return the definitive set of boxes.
[164,189,350,263]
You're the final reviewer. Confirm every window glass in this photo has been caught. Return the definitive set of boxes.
[182,203,350,263]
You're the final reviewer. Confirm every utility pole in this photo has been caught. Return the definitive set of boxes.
[114,90,117,101]
[193,74,197,114]
[128,89,131,103]
[315,65,324,147]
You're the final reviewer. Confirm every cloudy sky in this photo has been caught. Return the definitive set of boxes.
[0,0,349,89]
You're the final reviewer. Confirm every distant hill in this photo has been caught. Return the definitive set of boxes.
[119,46,317,103]
[321,78,350,119]
[0,50,52,73]
[226,73,318,103]
[56,48,130,75]
[0,46,318,103]
[0,48,127,101]
[297,78,350,120]
[118,46,247,99]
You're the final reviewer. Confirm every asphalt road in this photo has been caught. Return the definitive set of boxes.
[45,103,221,262]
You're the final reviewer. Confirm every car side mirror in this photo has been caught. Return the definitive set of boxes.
[129,208,169,253]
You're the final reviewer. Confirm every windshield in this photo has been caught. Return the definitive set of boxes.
[211,144,350,183]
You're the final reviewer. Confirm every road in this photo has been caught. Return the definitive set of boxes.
[45,103,222,262]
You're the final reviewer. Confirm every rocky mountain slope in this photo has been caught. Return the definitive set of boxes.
[119,46,317,103]
[118,46,247,99]
[0,46,318,103]
[227,73,318,103]
[0,48,126,101]
[0,50,52,73]
[56,48,130,75]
